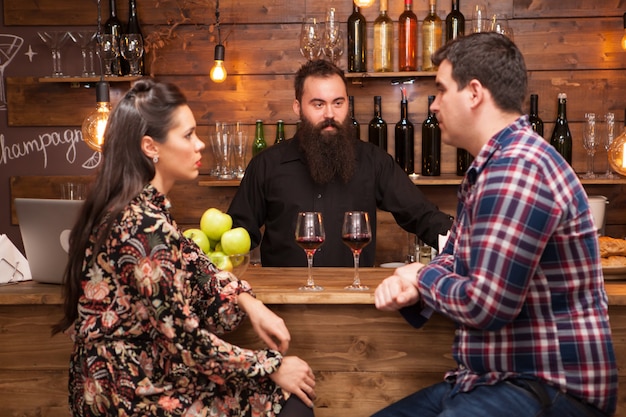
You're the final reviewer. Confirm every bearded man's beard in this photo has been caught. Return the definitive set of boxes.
[298,115,356,185]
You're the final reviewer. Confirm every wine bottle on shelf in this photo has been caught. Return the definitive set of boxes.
[252,120,267,156]
[421,95,441,176]
[549,93,573,165]
[395,87,414,174]
[104,0,125,76]
[369,96,388,152]
[422,0,442,71]
[126,0,144,75]
[274,120,285,144]
[373,0,393,72]
[349,96,361,140]
[347,3,367,73]
[529,94,544,137]
[398,0,418,71]
[445,0,465,43]
[456,149,473,175]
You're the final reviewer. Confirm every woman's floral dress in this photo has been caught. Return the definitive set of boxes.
[67,185,286,417]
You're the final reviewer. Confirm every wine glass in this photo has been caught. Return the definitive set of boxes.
[342,211,371,291]
[69,31,97,77]
[323,27,344,65]
[603,112,616,178]
[98,34,119,77]
[120,33,144,76]
[295,212,325,291]
[37,31,70,77]
[472,5,489,33]
[582,112,599,179]
[299,17,323,61]
[489,13,514,40]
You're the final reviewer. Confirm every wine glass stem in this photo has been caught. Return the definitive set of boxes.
[352,251,361,286]
[306,252,315,287]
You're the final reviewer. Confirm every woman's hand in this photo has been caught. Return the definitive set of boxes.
[270,356,316,408]
[374,262,423,311]
[237,293,290,354]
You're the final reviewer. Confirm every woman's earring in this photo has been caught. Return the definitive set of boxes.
[153,155,159,163]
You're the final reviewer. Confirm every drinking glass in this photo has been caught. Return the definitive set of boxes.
[295,212,325,291]
[231,123,248,179]
[323,28,344,65]
[299,17,323,61]
[211,123,235,180]
[602,112,616,178]
[582,112,598,179]
[472,5,489,33]
[0,34,24,109]
[37,31,70,77]
[99,34,119,77]
[68,31,97,77]
[120,33,144,75]
[489,13,514,40]
[342,211,371,291]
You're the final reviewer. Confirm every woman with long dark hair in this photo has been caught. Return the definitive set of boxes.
[53,78,315,417]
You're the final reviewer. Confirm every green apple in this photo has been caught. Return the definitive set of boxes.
[209,251,233,272]
[183,228,211,254]
[200,208,232,241]
[220,227,251,255]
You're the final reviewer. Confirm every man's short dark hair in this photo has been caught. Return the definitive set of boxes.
[294,59,347,103]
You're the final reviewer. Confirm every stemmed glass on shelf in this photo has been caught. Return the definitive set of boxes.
[342,211,372,291]
[582,112,599,179]
[323,12,343,65]
[602,112,616,178]
[295,212,325,291]
[69,31,97,77]
[120,33,144,76]
[299,17,323,61]
[37,31,70,77]
[99,34,119,77]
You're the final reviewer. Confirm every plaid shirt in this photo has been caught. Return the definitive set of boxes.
[417,116,618,414]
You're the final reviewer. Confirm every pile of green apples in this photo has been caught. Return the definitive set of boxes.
[183,208,251,272]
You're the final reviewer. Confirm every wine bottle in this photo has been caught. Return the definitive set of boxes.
[373,0,393,72]
[549,93,573,165]
[347,3,367,73]
[274,120,285,144]
[104,0,125,76]
[529,94,544,137]
[456,149,473,175]
[395,88,414,174]
[421,95,441,176]
[399,0,418,71]
[445,0,465,43]
[349,96,361,140]
[252,120,267,156]
[126,0,144,75]
[369,96,388,152]
[422,0,442,71]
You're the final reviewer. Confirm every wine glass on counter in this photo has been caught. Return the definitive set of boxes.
[582,112,598,179]
[295,212,325,291]
[342,211,371,290]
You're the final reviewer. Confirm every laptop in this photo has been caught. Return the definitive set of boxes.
[14,198,83,284]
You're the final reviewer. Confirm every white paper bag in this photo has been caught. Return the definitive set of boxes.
[0,234,32,284]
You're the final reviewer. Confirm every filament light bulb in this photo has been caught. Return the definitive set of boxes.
[622,12,626,50]
[82,81,111,152]
[210,44,227,83]
[354,0,375,7]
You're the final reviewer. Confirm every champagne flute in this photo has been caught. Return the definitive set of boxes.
[603,112,616,178]
[295,212,325,291]
[582,112,598,179]
[342,211,371,291]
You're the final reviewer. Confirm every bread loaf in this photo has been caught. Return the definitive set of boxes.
[601,256,626,267]
[598,236,626,258]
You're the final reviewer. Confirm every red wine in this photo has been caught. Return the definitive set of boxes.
[342,234,371,251]
[296,237,324,252]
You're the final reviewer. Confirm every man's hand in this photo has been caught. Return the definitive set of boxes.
[374,262,423,311]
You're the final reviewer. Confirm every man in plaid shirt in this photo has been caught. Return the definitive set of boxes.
[373,32,617,417]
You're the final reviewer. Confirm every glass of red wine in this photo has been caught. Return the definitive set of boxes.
[295,211,325,291]
[342,211,371,290]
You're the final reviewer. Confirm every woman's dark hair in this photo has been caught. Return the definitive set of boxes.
[52,78,187,335]
[432,32,528,114]
[294,59,347,103]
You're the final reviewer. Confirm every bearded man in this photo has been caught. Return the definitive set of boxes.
[227,60,453,267]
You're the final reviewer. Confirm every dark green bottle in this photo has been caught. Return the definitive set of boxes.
[395,89,414,174]
[347,3,367,73]
[529,94,544,137]
[274,120,285,144]
[368,96,387,152]
[349,96,360,140]
[421,95,441,176]
[549,93,572,164]
[252,120,267,156]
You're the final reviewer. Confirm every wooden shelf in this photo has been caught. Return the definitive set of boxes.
[345,71,436,85]
[198,173,626,188]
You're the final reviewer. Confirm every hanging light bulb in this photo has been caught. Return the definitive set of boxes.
[82,80,111,152]
[354,0,376,8]
[210,43,227,83]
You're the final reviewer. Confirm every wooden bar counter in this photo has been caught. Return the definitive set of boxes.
[1,268,626,416]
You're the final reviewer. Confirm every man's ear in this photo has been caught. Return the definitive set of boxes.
[292,99,301,117]
[141,135,159,160]
[467,79,485,109]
